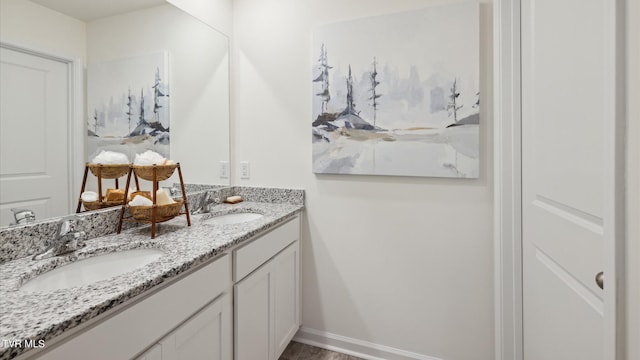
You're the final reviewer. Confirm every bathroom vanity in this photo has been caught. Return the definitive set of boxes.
[0,191,303,360]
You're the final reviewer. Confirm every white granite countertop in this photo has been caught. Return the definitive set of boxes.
[0,201,303,360]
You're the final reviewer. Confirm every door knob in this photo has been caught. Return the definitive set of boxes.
[595,272,604,290]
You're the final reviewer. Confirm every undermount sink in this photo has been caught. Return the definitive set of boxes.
[20,249,164,292]
[202,212,264,225]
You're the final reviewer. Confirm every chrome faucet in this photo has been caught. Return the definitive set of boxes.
[33,215,86,260]
[191,192,219,214]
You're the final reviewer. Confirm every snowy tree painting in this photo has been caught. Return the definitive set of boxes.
[87,52,169,161]
[312,2,480,178]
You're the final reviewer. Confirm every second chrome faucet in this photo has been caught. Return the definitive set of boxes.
[32,215,86,260]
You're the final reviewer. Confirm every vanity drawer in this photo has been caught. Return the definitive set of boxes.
[233,216,300,282]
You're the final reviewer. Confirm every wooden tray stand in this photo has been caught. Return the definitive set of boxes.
[116,163,191,239]
[76,163,139,213]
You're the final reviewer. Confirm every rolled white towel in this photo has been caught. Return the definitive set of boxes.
[81,191,99,202]
[129,195,153,206]
[134,150,166,165]
[92,150,129,164]
[156,189,176,205]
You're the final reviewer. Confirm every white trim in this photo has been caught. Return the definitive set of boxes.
[493,1,523,360]
[603,0,626,358]
[0,41,84,215]
[293,327,444,360]
[69,56,84,213]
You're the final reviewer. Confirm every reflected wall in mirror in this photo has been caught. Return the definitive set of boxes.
[0,0,230,227]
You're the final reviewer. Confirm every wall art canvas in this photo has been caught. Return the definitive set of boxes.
[312,2,480,178]
[87,52,169,161]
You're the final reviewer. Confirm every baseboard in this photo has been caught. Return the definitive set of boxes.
[292,327,445,360]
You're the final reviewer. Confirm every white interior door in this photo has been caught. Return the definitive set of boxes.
[0,45,71,226]
[521,0,620,359]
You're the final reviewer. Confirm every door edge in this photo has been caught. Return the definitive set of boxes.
[493,1,523,359]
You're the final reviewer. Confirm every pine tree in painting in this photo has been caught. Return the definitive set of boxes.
[344,64,357,116]
[152,67,167,123]
[92,109,99,135]
[447,78,463,122]
[369,57,382,126]
[139,88,146,126]
[313,44,332,114]
[126,88,134,134]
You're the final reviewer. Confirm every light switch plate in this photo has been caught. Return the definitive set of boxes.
[240,161,250,179]
[219,161,229,179]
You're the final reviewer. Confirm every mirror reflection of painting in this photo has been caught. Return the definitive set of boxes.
[87,52,170,161]
[312,2,479,178]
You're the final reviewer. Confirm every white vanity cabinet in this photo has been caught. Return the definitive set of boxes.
[22,213,301,360]
[32,254,231,360]
[234,216,301,360]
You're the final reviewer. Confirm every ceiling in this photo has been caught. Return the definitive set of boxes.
[30,0,166,21]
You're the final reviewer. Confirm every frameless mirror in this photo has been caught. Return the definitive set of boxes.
[0,0,230,227]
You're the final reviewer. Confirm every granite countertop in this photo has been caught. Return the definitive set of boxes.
[0,201,303,360]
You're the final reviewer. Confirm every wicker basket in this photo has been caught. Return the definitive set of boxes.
[130,200,184,222]
[133,164,177,181]
[88,163,131,179]
[83,200,123,211]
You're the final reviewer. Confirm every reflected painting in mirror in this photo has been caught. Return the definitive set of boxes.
[0,0,230,227]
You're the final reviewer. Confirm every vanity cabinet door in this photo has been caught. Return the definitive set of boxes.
[234,241,300,360]
[273,241,300,357]
[235,262,274,360]
[160,293,232,360]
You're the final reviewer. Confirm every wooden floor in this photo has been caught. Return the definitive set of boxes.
[279,341,364,360]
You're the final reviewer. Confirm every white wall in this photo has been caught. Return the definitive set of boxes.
[166,0,233,36]
[86,4,230,187]
[232,1,494,359]
[0,0,86,61]
[626,0,639,358]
